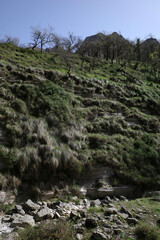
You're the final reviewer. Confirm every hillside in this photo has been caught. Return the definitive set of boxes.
[0,41,160,239]
[0,42,160,197]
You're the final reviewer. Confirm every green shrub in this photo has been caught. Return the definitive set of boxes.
[0,146,17,169]
[135,223,160,240]
[18,220,76,240]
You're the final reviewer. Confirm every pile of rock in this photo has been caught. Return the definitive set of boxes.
[0,196,142,239]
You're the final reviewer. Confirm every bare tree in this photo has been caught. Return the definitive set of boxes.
[62,33,82,52]
[77,41,90,70]
[2,35,20,46]
[57,33,82,77]
[30,26,54,52]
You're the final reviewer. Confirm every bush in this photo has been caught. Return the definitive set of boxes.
[18,219,76,240]
[135,223,160,240]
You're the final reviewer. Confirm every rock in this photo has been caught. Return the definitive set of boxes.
[2,215,12,223]
[15,205,25,215]
[120,196,128,201]
[114,228,123,234]
[0,191,7,203]
[10,214,22,221]
[74,223,84,234]
[114,219,123,226]
[113,196,119,202]
[72,196,78,200]
[35,206,54,221]
[120,206,132,217]
[56,206,65,216]
[135,214,142,220]
[105,196,113,203]
[10,214,35,227]
[127,217,138,225]
[76,233,83,240]
[118,212,129,220]
[91,231,107,240]
[80,210,87,218]
[23,199,40,212]
[83,199,90,208]
[85,218,98,228]
[70,211,80,220]
[54,212,61,219]
[105,207,118,216]
[108,203,114,208]
[90,199,101,207]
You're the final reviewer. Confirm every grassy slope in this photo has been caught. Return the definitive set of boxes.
[0,43,160,192]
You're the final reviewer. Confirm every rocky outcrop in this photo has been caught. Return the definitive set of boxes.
[87,186,135,199]
[0,196,141,239]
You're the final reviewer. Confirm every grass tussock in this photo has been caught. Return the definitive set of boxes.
[17,220,76,240]
[135,222,160,240]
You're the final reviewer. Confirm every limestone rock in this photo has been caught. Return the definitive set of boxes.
[2,215,12,223]
[76,233,83,240]
[15,205,25,215]
[83,199,90,208]
[10,214,35,227]
[85,218,97,228]
[120,206,132,217]
[23,199,40,212]
[127,217,138,225]
[0,191,6,203]
[90,199,101,207]
[35,206,54,221]
[105,207,118,216]
[91,231,107,240]
[70,210,80,220]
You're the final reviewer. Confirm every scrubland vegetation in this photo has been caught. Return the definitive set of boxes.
[0,31,160,197]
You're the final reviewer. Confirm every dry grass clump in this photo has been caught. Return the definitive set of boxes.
[18,219,76,240]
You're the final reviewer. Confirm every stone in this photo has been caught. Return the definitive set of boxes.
[85,218,98,228]
[80,210,87,218]
[76,233,83,240]
[114,219,123,225]
[113,196,119,202]
[0,191,7,203]
[70,211,80,219]
[120,196,127,201]
[35,206,54,221]
[15,205,25,216]
[74,223,84,234]
[108,203,114,208]
[2,215,12,223]
[23,199,40,212]
[91,231,107,240]
[10,214,35,227]
[114,228,123,234]
[105,207,118,216]
[118,212,129,220]
[72,196,78,200]
[90,199,101,207]
[120,206,132,217]
[56,206,65,216]
[54,212,61,219]
[83,199,90,208]
[127,217,138,225]
[135,214,142,220]
[105,196,113,203]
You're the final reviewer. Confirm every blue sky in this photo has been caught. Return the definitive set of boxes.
[0,0,160,45]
